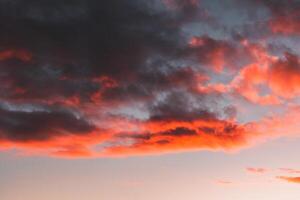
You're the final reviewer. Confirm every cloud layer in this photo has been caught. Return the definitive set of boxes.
[1,0,300,158]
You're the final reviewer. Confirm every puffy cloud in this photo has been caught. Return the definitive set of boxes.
[0,0,243,157]
[187,36,252,71]
[268,53,300,98]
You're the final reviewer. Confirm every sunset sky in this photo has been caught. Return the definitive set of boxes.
[1,0,300,199]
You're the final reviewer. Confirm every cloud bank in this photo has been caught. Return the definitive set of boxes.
[1,0,300,158]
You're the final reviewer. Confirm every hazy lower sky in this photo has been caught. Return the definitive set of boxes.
[1,0,300,199]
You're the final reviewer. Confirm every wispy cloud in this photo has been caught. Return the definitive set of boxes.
[246,167,268,174]
[279,168,300,174]
[215,180,233,185]
[277,176,300,184]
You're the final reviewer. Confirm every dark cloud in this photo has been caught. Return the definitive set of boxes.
[0,104,95,141]
[0,0,219,110]
[198,123,239,135]
[0,0,199,103]
[118,127,197,142]
[162,0,211,23]
[160,127,197,136]
[148,90,217,122]
[0,0,267,157]
[118,132,152,141]
[100,66,204,105]
[0,60,101,102]
[260,0,300,12]
[1,0,193,67]
[198,127,216,134]
[0,0,225,148]
[239,0,300,35]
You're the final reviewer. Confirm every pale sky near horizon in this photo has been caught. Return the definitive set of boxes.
[2,137,300,200]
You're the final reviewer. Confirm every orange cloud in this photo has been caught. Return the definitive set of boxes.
[216,45,300,103]
[277,176,300,184]
[0,130,109,158]
[0,112,256,158]
[101,118,251,157]
[267,53,300,98]
[194,41,284,105]
[2,103,300,158]
[231,62,281,105]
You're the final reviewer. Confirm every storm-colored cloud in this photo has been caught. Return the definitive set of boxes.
[1,0,300,158]
[0,104,95,142]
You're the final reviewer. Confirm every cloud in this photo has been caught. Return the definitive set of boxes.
[206,42,300,103]
[0,103,96,142]
[265,0,300,35]
[102,118,251,157]
[0,49,32,62]
[0,0,191,103]
[267,53,300,98]
[279,168,300,174]
[215,180,233,185]
[188,36,237,71]
[241,0,300,35]
[2,0,300,158]
[277,176,300,184]
[246,167,268,174]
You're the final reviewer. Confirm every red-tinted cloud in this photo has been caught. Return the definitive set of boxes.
[244,0,300,35]
[269,14,300,35]
[0,115,251,158]
[0,49,32,62]
[246,167,268,174]
[215,43,300,102]
[103,118,250,157]
[266,1,300,35]
[188,36,244,72]
[267,53,300,98]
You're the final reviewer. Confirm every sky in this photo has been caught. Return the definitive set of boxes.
[1,0,300,199]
